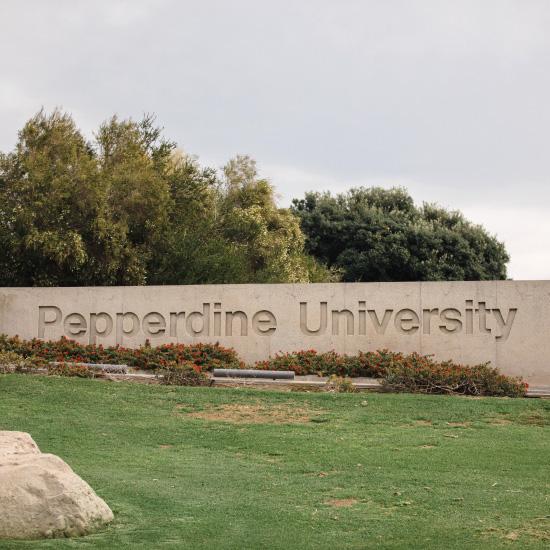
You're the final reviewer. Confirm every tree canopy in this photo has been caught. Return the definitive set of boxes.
[0,110,333,286]
[0,110,510,286]
[291,187,509,281]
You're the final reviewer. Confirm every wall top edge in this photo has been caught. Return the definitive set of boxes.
[0,280,549,291]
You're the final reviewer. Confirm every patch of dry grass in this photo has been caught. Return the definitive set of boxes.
[179,401,324,424]
[324,498,358,508]
[482,516,550,544]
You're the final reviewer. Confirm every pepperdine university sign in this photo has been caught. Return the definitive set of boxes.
[0,281,549,384]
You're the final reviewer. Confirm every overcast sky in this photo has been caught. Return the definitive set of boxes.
[1,0,549,279]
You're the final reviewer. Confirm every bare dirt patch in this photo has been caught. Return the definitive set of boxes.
[487,417,513,426]
[325,498,358,508]
[485,411,549,427]
[179,402,323,425]
[482,517,550,543]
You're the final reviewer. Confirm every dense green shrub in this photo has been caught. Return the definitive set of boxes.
[157,361,210,386]
[0,335,243,371]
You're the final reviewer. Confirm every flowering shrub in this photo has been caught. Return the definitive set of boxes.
[0,335,243,372]
[0,335,527,396]
[254,349,400,377]
[255,349,527,397]
[157,361,210,386]
[128,342,243,371]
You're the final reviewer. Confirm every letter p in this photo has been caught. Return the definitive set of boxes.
[38,306,62,338]
[89,312,113,344]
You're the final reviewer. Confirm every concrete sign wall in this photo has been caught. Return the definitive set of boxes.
[0,281,549,384]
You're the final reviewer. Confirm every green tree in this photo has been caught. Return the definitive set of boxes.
[0,111,334,286]
[147,150,251,284]
[151,154,337,284]
[219,156,336,283]
[95,115,174,283]
[0,110,103,285]
[0,111,175,286]
[292,187,509,281]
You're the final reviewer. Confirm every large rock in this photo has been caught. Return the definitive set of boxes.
[0,432,113,540]
[0,431,40,458]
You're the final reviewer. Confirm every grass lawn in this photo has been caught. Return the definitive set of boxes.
[0,375,549,549]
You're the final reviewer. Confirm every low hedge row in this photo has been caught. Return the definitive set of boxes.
[0,335,243,371]
[255,349,527,397]
[254,349,396,377]
[0,335,527,396]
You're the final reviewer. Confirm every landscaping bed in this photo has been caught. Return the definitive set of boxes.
[0,335,528,397]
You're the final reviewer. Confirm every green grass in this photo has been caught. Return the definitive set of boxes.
[0,375,549,549]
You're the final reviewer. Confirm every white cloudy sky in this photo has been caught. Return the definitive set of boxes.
[1,0,549,279]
